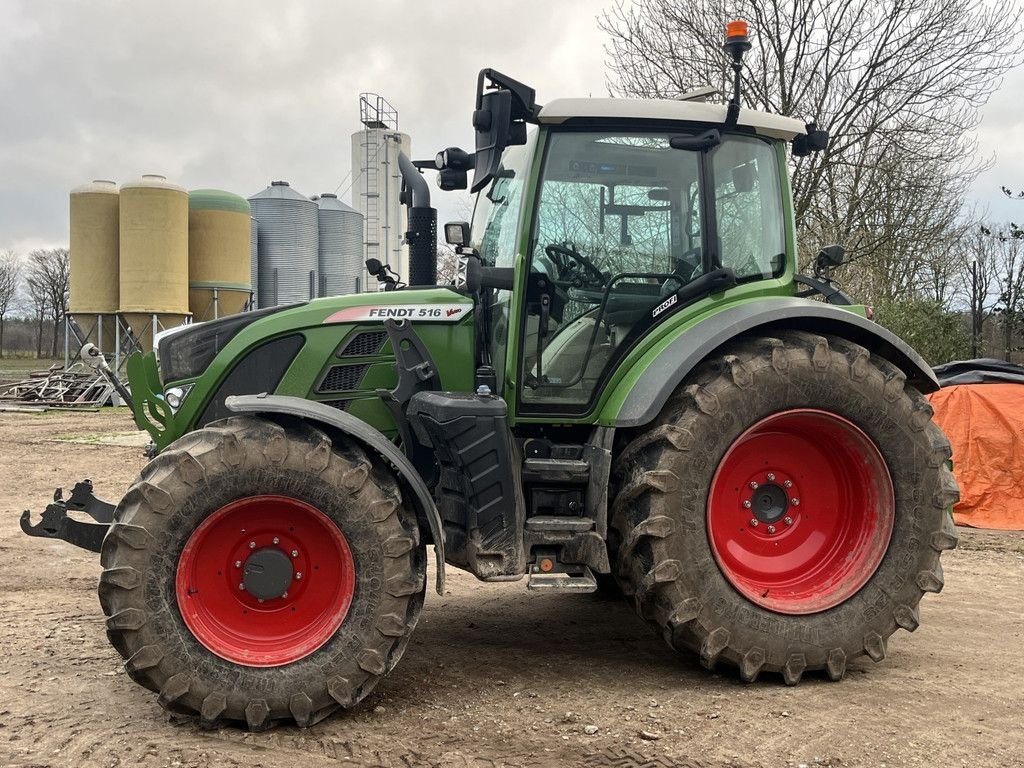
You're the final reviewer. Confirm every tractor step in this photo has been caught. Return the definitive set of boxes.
[524,515,593,532]
[527,565,598,593]
[521,458,590,484]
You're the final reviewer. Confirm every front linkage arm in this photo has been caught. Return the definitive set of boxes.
[20,479,114,553]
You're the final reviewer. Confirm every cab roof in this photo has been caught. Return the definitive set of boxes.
[537,98,805,141]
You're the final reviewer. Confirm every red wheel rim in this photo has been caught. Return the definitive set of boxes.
[707,409,894,615]
[175,495,355,666]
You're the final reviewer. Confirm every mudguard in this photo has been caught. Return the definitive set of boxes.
[225,393,445,595]
[614,297,939,428]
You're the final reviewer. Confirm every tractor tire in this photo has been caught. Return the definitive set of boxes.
[98,415,426,729]
[610,331,959,684]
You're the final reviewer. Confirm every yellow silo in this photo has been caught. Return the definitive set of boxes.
[187,190,252,322]
[119,174,189,350]
[69,180,119,349]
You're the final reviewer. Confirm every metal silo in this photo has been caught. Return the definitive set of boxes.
[69,180,119,350]
[248,181,318,308]
[317,193,364,297]
[187,189,252,322]
[119,174,189,350]
[250,216,258,309]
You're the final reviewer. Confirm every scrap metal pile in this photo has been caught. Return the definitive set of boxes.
[0,363,118,410]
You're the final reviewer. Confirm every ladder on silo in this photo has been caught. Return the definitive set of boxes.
[359,94,400,291]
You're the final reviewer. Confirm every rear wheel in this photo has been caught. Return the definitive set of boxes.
[610,331,959,683]
[99,416,426,729]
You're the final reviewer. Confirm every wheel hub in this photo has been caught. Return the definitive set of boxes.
[175,495,355,667]
[707,409,895,615]
[750,482,788,524]
[242,547,293,600]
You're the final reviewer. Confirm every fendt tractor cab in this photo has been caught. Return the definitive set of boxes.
[23,22,957,730]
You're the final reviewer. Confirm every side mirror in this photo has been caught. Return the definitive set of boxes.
[814,245,845,277]
[472,89,513,193]
[444,221,471,247]
[793,122,829,157]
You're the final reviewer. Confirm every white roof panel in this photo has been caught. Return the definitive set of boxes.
[537,98,805,141]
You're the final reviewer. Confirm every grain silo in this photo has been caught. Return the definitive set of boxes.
[68,180,119,350]
[187,189,252,322]
[248,181,318,308]
[119,174,189,350]
[317,193,364,297]
[249,216,258,308]
[351,94,410,289]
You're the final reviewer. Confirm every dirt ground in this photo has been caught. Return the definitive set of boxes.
[0,409,1022,768]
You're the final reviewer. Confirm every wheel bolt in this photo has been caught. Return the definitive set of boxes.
[234,560,241,568]
[767,525,776,534]
[783,480,792,488]
[749,519,759,528]
[257,598,264,604]
[282,591,288,599]
[791,498,800,506]
[749,481,759,489]
[272,537,280,545]
[295,572,303,580]
[766,472,776,482]
[248,541,256,549]
[784,516,793,526]
[742,500,752,509]
[291,550,298,558]
[238,583,244,591]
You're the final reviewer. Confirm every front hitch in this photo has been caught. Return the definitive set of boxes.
[20,479,114,553]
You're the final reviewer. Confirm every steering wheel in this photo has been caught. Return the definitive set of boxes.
[544,243,606,288]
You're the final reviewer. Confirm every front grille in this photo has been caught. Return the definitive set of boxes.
[338,330,389,358]
[317,364,369,393]
[321,399,351,411]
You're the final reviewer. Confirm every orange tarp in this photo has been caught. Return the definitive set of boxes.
[927,383,1024,530]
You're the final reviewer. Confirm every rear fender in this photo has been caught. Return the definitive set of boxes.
[613,297,938,428]
[225,393,445,595]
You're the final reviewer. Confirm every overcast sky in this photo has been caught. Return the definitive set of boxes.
[2,0,1023,257]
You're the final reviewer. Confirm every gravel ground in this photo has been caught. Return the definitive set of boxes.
[1,409,1022,768]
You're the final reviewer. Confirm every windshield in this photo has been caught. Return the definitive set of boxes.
[521,129,786,412]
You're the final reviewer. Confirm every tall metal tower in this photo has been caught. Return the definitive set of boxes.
[353,94,410,289]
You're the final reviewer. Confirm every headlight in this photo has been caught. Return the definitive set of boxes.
[164,384,193,412]
[158,303,304,384]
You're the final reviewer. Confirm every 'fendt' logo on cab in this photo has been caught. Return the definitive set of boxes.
[367,307,421,319]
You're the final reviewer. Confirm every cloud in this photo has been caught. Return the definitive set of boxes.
[4,0,1021,256]
[0,0,609,251]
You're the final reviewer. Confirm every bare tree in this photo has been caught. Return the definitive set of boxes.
[958,225,998,357]
[0,250,21,358]
[27,248,70,358]
[24,274,49,358]
[984,223,1024,362]
[601,0,1023,303]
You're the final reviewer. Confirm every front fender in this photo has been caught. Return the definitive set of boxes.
[225,393,445,595]
[613,297,938,428]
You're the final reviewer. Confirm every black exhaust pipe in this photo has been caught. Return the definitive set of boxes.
[398,152,437,286]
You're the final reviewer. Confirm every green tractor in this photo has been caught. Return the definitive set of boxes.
[24,23,957,730]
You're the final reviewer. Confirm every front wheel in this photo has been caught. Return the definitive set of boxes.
[610,331,959,683]
[99,416,426,729]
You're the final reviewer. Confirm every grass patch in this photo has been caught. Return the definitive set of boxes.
[0,357,63,375]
